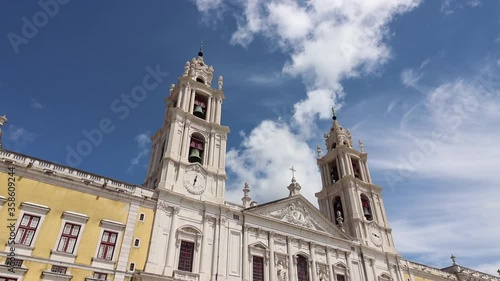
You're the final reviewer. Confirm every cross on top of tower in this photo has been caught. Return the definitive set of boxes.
[198,41,204,57]
[289,166,296,178]
[332,107,337,121]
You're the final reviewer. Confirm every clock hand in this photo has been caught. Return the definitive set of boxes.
[193,175,197,186]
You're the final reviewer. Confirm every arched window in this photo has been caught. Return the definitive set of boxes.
[196,77,205,84]
[193,93,207,119]
[351,158,362,180]
[360,194,373,221]
[188,134,204,164]
[331,143,337,150]
[330,161,339,183]
[296,255,309,281]
[333,196,344,224]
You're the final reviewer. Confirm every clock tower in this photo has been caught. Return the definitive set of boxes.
[144,47,229,204]
[315,110,397,254]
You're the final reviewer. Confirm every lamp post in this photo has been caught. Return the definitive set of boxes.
[0,115,7,149]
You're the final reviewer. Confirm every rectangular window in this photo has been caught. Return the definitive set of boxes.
[177,241,195,272]
[129,262,136,271]
[57,223,80,253]
[252,256,264,281]
[134,238,140,247]
[336,274,345,281]
[139,213,145,221]
[97,231,117,260]
[93,272,108,280]
[0,277,17,281]
[51,265,67,274]
[15,214,40,246]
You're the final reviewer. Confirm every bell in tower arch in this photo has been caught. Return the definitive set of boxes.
[193,105,205,119]
[188,148,202,164]
[188,135,205,164]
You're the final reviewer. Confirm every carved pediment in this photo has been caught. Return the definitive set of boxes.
[265,201,325,231]
[245,195,350,240]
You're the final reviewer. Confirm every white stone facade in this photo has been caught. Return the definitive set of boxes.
[134,52,500,281]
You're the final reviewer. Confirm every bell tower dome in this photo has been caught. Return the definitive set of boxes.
[315,109,397,254]
[144,47,230,204]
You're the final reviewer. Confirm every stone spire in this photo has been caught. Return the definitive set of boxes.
[287,167,301,196]
[242,182,252,208]
[0,115,8,149]
[323,107,353,151]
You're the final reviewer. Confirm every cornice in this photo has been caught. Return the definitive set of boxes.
[0,150,157,208]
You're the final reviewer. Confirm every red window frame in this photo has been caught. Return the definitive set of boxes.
[253,256,264,281]
[297,255,309,281]
[178,241,195,272]
[15,214,40,246]
[57,223,81,253]
[97,231,117,260]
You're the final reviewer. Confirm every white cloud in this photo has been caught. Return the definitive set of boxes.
[401,69,423,87]
[30,99,44,109]
[225,121,321,204]
[246,71,284,86]
[127,132,151,173]
[4,125,35,149]
[194,0,422,205]
[193,0,223,13]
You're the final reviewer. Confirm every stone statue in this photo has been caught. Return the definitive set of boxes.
[318,270,327,281]
[170,84,175,94]
[316,145,321,158]
[183,61,190,76]
[218,76,223,90]
[277,260,287,281]
[359,139,365,152]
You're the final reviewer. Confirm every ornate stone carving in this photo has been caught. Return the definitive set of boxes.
[218,76,223,90]
[264,201,325,231]
[277,259,287,281]
[158,200,169,212]
[183,61,190,76]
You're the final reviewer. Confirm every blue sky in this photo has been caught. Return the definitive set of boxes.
[1,0,500,275]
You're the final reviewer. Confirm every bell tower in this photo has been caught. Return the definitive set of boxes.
[144,47,229,204]
[315,110,397,253]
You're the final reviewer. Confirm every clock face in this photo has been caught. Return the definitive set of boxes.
[183,169,206,195]
[369,225,383,246]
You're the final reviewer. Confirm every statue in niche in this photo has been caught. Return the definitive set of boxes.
[318,270,327,281]
[277,260,287,281]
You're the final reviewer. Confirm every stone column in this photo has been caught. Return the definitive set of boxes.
[326,248,334,281]
[206,97,213,122]
[310,243,318,281]
[344,252,352,281]
[338,156,346,177]
[190,89,196,114]
[209,131,216,167]
[180,120,191,158]
[216,99,222,124]
[200,215,211,273]
[165,206,180,273]
[287,237,294,281]
[176,85,183,108]
[181,85,189,111]
[217,217,228,279]
[269,232,276,281]
[242,226,249,281]
[211,217,220,281]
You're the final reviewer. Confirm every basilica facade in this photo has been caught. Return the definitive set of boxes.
[0,51,498,281]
